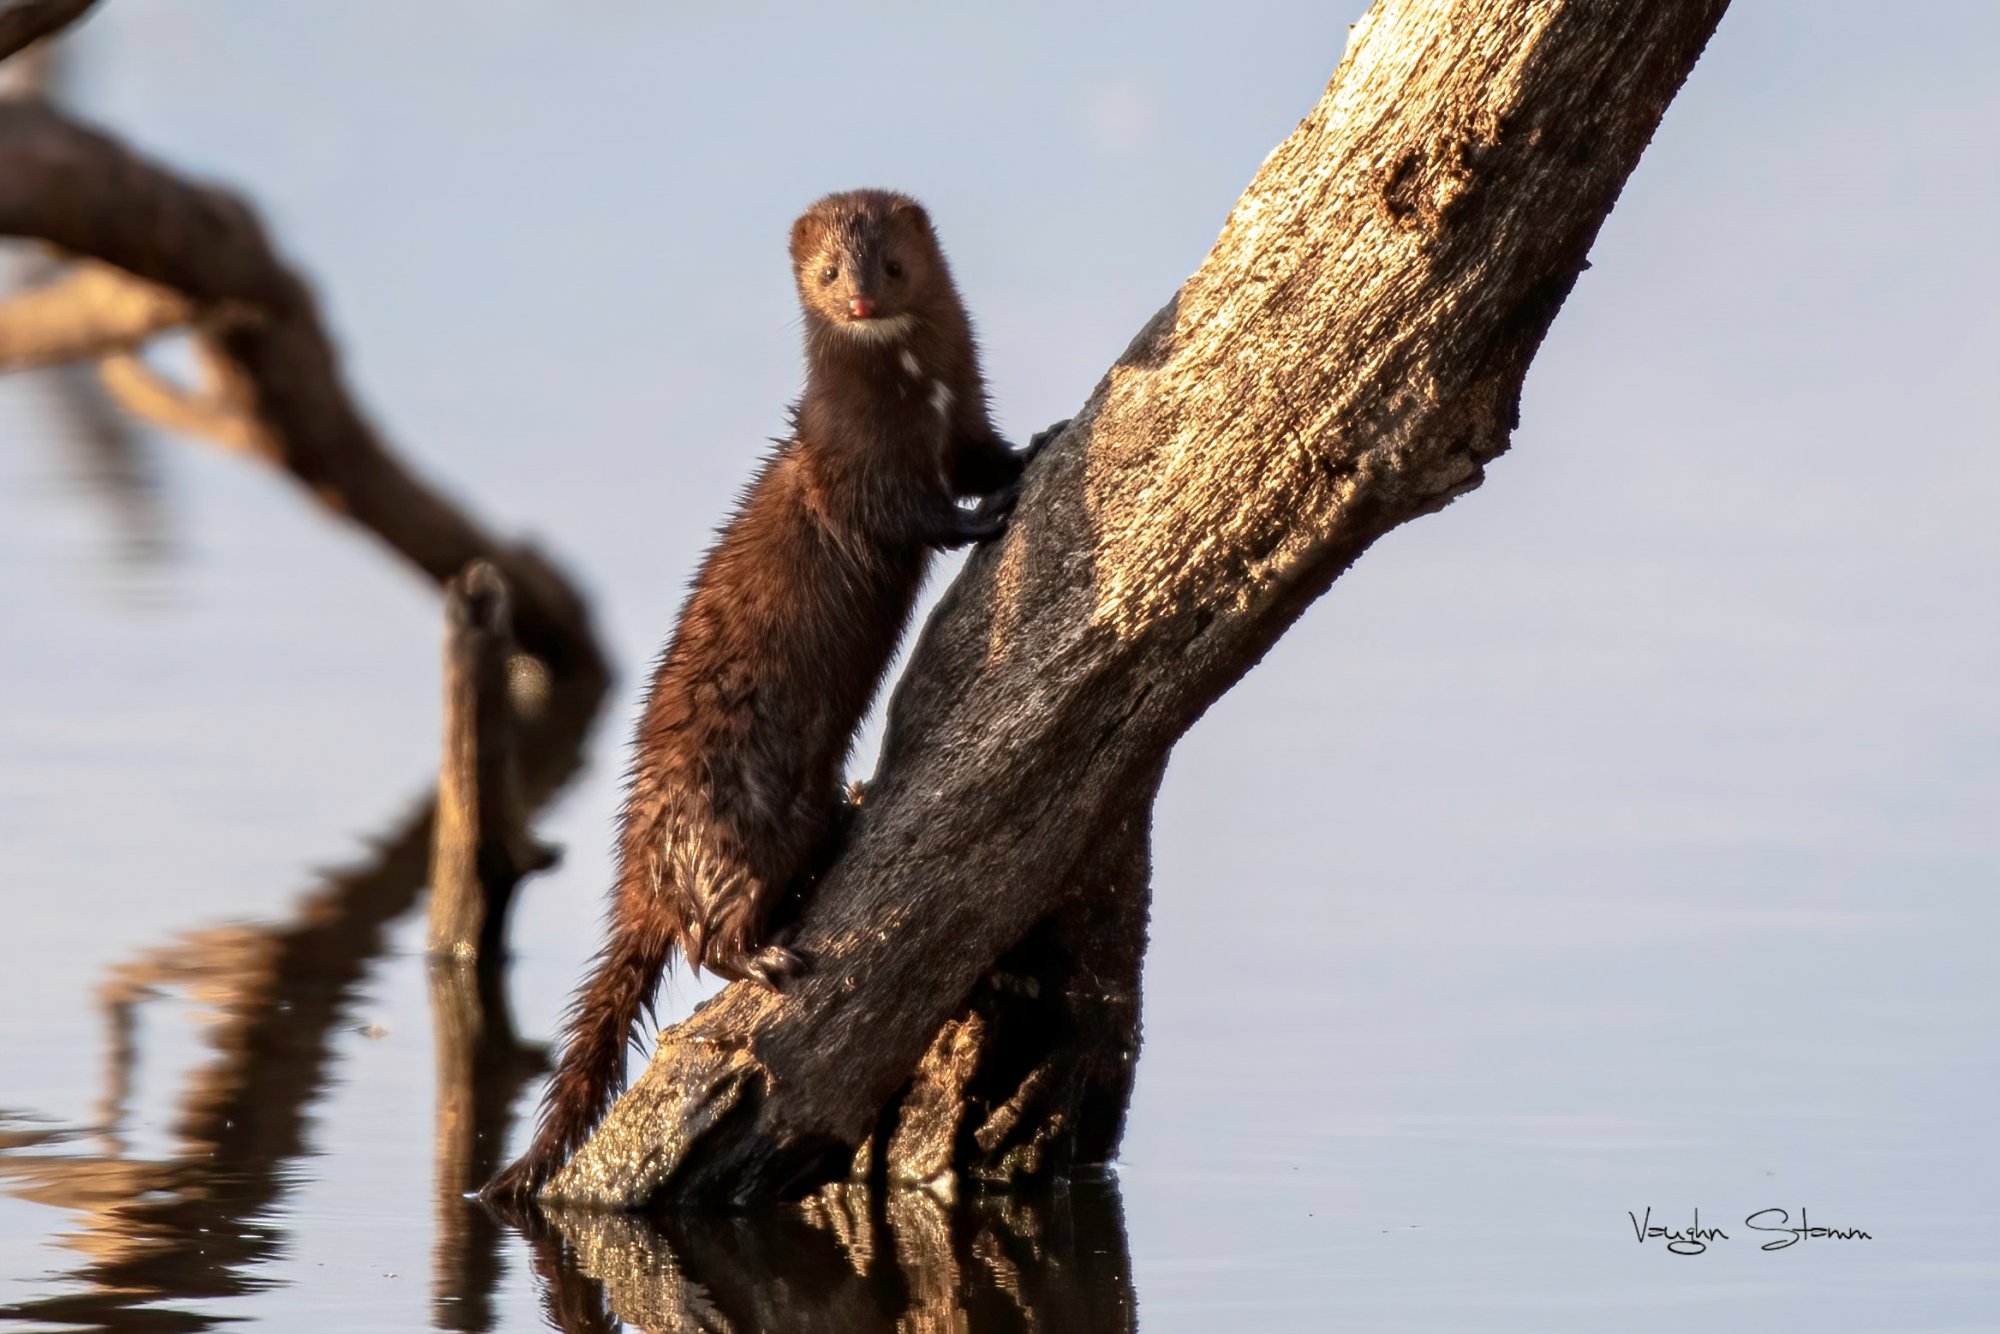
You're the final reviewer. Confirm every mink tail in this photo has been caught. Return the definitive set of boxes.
[484,873,676,1202]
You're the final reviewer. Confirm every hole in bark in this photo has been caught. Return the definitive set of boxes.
[1382,149,1427,226]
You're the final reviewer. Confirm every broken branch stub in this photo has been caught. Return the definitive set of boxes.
[429,561,560,962]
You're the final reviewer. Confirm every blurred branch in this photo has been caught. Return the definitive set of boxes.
[0,260,188,366]
[0,0,97,62]
[2,39,176,571]
[11,351,173,569]
[98,348,258,452]
[0,98,606,679]
[424,560,564,1326]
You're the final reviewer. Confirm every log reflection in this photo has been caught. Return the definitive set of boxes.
[0,666,603,1334]
[524,1180,1137,1333]
[429,956,546,1332]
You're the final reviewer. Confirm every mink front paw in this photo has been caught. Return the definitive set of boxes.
[967,480,1022,535]
[929,499,1012,548]
[1023,418,1069,465]
[744,942,809,990]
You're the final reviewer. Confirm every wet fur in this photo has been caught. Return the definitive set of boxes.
[486,190,1035,1200]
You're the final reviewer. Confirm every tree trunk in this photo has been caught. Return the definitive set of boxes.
[547,0,1729,1207]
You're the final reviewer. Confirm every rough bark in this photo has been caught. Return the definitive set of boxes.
[550,0,1730,1208]
[872,777,1154,1191]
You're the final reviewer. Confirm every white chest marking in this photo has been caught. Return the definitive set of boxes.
[929,379,954,421]
[899,349,922,378]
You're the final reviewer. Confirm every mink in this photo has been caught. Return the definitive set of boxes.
[486,189,1057,1200]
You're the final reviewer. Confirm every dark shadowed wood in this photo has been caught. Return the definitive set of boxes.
[551,0,1731,1207]
[873,775,1155,1189]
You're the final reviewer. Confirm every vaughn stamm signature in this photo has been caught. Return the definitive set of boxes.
[1628,1207,1873,1255]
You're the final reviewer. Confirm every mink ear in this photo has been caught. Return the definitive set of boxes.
[888,195,933,235]
[789,213,816,265]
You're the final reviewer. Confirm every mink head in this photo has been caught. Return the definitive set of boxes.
[789,189,948,344]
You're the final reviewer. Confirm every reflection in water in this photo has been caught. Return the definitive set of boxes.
[0,667,602,1333]
[429,958,544,1333]
[0,806,440,1333]
[0,649,1142,1334]
[517,1179,1137,1333]
[0,765,1140,1333]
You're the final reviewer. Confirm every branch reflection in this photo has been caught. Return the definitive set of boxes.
[522,1180,1137,1334]
[0,668,603,1333]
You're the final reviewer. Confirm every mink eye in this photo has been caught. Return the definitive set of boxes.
[819,265,838,285]
[884,259,904,280]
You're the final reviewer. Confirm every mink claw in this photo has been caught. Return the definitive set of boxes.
[970,479,1023,530]
[744,943,809,990]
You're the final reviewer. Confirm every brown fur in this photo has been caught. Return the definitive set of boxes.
[486,190,1037,1200]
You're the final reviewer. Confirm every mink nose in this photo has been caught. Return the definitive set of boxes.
[849,297,876,319]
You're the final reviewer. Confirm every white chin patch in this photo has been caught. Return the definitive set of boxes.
[839,313,916,345]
